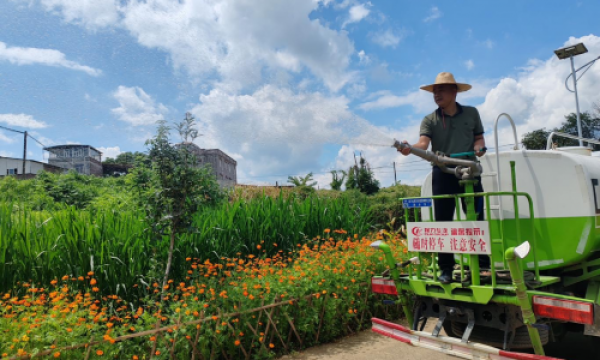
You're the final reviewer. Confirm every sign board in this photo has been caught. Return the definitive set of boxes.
[407,221,491,255]
[402,198,432,208]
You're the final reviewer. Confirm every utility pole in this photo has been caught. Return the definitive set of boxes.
[393,161,397,185]
[22,131,27,175]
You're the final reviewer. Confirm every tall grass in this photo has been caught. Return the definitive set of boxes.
[0,194,372,301]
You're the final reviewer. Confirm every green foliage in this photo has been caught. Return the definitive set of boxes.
[357,156,380,195]
[287,172,317,187]
[345,166,357,190]
[522,112,600,150]
[0,194,372,303]
[329,170,346,191]
[103,151,149,165]
[132,114,224,293]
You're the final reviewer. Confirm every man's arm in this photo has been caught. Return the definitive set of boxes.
[474,134,486,157]
[399,136,430,156]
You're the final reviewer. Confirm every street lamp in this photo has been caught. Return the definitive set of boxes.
[554,43,588,146]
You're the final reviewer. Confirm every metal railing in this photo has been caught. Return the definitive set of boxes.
[546,131,600,150]
[402,190,539,288]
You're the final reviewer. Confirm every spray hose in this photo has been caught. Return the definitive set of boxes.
[392,140,483,180]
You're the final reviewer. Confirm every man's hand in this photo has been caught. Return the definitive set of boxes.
[474,135,486,157]
[398,140,411,156]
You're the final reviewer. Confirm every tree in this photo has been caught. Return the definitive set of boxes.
[345,166,357,190]
[287,172,317,187]
[357,156,380,195]
[521,112,600,150]
[344,155,379,194]
[132,114,223,301]
[104,151,149,166]
[329,170,346,190]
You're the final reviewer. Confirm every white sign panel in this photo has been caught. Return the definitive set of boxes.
[407,221,491,255]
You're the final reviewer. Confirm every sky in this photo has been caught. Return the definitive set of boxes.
[1,0,600,188]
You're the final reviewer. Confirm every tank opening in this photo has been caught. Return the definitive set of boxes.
[432,303,440,314]
[499,313,507,324]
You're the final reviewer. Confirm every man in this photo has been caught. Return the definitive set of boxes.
[399,72,489,284]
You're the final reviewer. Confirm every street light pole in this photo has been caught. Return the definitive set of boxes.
[569,55,584,146]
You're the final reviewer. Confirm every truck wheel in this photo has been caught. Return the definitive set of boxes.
[450,322,549,350]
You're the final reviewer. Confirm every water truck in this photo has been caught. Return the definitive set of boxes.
[368,114,600,360]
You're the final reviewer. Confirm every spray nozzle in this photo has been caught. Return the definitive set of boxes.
[392,139,410,152]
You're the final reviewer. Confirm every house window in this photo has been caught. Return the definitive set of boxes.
[7,168,18,175]
[75,164,84,174]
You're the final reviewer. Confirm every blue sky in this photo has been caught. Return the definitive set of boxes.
[1,0,599,187]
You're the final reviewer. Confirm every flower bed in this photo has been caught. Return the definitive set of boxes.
[1,231,407,359]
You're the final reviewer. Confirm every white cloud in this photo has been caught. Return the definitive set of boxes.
[0,113,48,129]
[0,150,15,157]
[342,3,370,28]
[357,50,371,65]
[0,132,17,144]
[26,0,355,91]
[191,85,395,183]
[97,146,122,160]
[465,59,475,70]
[423,6,442,22]
[476,35,600,148]
[0,41,101,76]
[111,86,168,126]
[121,0,354,91]
[360,79,494,112]
[371,29,404,48]
[482,39,494,49]
[30,0,121,30]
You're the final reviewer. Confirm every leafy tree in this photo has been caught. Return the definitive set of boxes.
[522,112,600,150]
[132,114,224,300]
[357,156,380,195]
[329,170,346,191]
[343,155,379,194]
[287,172,317,187]
[104,151,149,166]
[345,166,357,190]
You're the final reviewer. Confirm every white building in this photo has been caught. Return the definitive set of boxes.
[0,156,64,178]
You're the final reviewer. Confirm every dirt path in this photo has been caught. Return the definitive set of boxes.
[279,320,454,360]
[279,319,592,360]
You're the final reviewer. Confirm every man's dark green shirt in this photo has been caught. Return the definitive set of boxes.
[419,103,484,159]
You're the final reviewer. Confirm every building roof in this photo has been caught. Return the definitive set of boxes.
[0,156,64,170]
[44,144,102,155]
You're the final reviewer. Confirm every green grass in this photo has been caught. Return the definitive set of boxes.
[0,194,372,302]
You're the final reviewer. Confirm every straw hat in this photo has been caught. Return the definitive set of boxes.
[420,72,472,92]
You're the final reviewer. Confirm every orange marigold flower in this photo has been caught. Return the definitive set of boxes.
[87,271,94,276]
[211,316,218,321]
[256,245,261,250]
[155,351,161,356]
[234,340,241,346]
[150,336,156,342]
[66,328,73,333]
[324,229,331,233]
[133,356,139,360]
[269,343,275,349]
[96,350,103,356]
[53,352,60,358]
[92,287,100,292]
[90,279,97,285]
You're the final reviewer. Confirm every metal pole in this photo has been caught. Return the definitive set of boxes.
[22,131,27,175]
[393,161,397,185]
[570,55,584,146]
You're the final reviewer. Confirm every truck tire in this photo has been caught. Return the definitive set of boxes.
[450,321,549,350]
